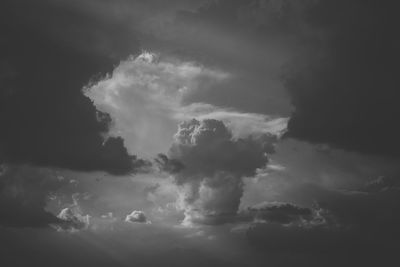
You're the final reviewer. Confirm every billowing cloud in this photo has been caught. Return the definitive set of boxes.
[55,207,90,232]
[84,52,232,157]
[171,119,276,178]
[85,52,287,158]
[167,118,278,225]
[125,210,151,224]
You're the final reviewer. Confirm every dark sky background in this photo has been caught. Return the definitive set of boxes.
[1,1,400,266]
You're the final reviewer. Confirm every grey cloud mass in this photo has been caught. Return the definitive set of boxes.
[1,0,400,267]
[243,201,314,225]
[246,180,400,266]
[284,1,400,157]
[168,118,278,224]
[0,0,144,175]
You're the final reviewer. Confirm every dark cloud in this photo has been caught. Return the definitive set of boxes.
[280,181,400,233]
[154,154,185,174]
[0,0,143,174]
[245,182,400,265]
[243,201,314,225]
[168,119,277,224]
[363,176,398,193]
[284,1,400,157]
[0,165,66,227]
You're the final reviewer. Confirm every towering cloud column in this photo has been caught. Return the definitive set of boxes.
[168,119,277,225]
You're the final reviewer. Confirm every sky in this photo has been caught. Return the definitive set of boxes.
[1,1,400,266]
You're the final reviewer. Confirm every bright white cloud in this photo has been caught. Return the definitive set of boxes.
[178,103,288,138]
[55,207,90,232]
[84,52,287,158]
[125,210,151,224]
[168,118,279,225]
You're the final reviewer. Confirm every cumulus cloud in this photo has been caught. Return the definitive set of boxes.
[84,52,229,157]
[84,52,287,158]
[55,207,90,232]
[171,119,275,177]
[125,210,151,224]
[166,118,279,225]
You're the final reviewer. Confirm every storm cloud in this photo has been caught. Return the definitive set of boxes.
[0,0,143,174]
[168,118,278,225]
[284,1,400,157]
[84,52,286,157]
[2,1,400,266]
